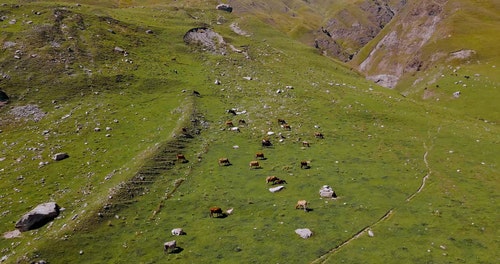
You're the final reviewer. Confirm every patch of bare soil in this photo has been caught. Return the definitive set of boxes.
[8,105,47,122]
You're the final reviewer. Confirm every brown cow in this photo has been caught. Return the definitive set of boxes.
[273,179,287,185]
[218,158,231,166]
[282,124,291,130]
[225,121,234,127]
[302,141,310,147]
[210,207,223,218]
[255,152,265,160]
[295,200,308,211]
[314,132,324,139]
[176,154,187,163]
[300,160,310,169]
[266,176,279,184]
[249,161,260,169]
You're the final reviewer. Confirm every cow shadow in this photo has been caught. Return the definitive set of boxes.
[167,247,184,254]
[213,213,228,219]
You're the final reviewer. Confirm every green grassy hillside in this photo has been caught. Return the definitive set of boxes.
[0,1,498,264]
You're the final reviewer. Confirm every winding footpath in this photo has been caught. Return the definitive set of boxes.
[311,136,436,263]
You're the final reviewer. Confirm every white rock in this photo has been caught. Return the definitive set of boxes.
[171,228,185,236]
[295,228,313,239]
[269,186,285,193]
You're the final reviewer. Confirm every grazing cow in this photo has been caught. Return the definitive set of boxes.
[302,141,310,147]
[210,207,223,218]
[262,138,272,147]
[249,161,260,169]
[266,176,279,184]
[176,154,186,163]
[314,132,324,139]
[295,200,308,212]
[238,119,246,126]
[278,119,287,125]
[273,179,287,185]
[282,124,291,130]
[218,158,231,166]
[300,160,310,169]
[164,240,177,253]
[255,152,265,160]
[225,121,234,127]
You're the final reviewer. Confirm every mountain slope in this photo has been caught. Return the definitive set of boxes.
[0,1,498,264]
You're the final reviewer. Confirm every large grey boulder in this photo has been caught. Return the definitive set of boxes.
[15,202,60,232]
[269,185,285,193]
[53,152,69,161]
[319,185,337,198]
[216,4,233,13]
[295,228,313,239]
[0,90,8,106]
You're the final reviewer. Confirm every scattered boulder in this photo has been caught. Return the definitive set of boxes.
[216,4,233,13]
[295,228,313,239]
[15,202,60,232]
[3,229,21,239]
[0,90,8,106]
[269,186,285,193]
[53,152,69,161]
[171,228,186,236]
[319,185,337,198]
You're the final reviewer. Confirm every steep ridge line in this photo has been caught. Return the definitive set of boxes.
[311,209,394,264]
[71,96,203,231]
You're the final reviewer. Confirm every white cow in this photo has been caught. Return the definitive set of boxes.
[164,240,177,253]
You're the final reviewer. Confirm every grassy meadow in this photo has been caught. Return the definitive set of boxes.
[0,1,498,263]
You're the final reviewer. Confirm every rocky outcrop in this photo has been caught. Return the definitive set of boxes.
[0,90,8,106]
[356,1,448,88]
[183,27,227,55]
[216,4,233,13]
[314,0,404,62]
[15,202,60,232]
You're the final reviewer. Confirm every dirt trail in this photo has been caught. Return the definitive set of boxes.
[311,209,394,264]
[311,130,437,263]
[406,143,432,202]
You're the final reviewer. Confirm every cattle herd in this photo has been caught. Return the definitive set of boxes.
[165,118,336,252]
